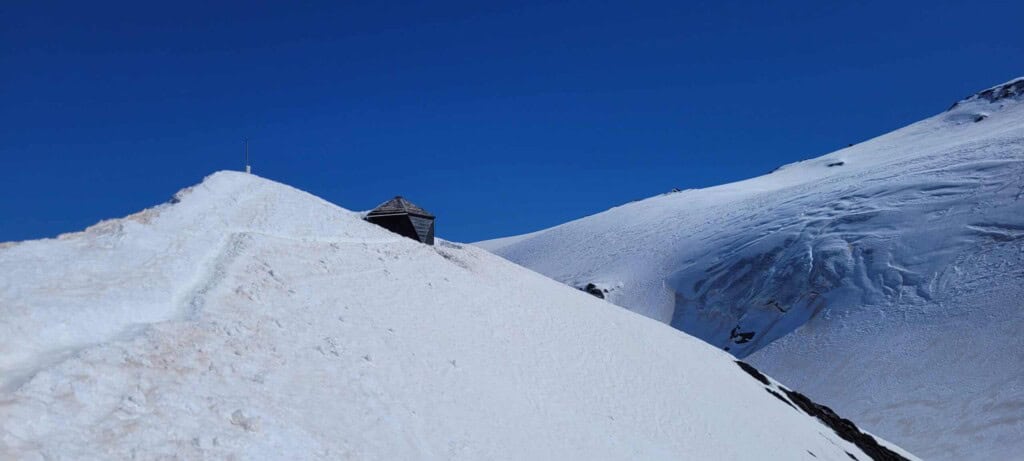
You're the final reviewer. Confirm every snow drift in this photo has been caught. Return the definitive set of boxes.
[478,77,1024,460]
[0,172,914,460]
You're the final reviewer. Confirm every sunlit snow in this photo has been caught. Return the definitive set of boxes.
[0,172,914,460]
[478,77,1024,460]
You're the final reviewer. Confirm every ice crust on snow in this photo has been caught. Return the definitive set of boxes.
[477,77,1024,460]
[0,172,915,460]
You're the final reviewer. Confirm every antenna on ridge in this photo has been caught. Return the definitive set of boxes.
[244,137,252,174]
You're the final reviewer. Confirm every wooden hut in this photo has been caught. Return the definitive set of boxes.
[365,196,435,245]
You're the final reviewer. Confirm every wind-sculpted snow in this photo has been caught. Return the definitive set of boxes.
[478,77,1024,460]
[0,172,916,459]
[669,143,1023,358]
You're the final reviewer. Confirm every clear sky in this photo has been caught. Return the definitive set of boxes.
[2,1,1021,243]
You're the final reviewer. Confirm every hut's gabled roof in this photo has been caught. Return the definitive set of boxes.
[366,196,434,218]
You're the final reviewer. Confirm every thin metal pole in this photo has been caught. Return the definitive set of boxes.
[244,138,251,174]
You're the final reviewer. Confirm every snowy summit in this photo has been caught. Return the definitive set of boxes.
[477,76,1024,460]
[0,172,914,459]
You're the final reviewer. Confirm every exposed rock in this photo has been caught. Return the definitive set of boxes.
[782,386,907,461]
[729,326,755,344]
[735,360,769,385]
[948,77,1024,110]
[582,283,606,299]
[735,361,909,461]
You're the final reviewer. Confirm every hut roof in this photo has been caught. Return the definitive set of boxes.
[366,196,434,218]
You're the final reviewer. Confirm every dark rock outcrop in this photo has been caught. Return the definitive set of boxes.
[581,283,606,299]
[948,77,1024,110]
[735,361,910,461]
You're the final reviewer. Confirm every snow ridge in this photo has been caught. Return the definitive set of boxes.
[0,172,917,460]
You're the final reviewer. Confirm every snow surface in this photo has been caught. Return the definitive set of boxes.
[0,172,915,460]
[477,77,1024,460]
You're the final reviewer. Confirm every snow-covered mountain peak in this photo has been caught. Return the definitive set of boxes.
[0,171,391,393]
[18,170,366,248]
[0,173,916,459]
[478,77,1024,460]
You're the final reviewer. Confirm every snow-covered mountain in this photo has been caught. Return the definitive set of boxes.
[478,77,1024,460]
[0,172,915,460]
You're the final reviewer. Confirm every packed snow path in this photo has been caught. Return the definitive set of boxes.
[0,172,914,460]
[478,77,1024,460]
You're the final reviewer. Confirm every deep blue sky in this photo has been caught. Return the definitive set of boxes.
[2,1,1021,243]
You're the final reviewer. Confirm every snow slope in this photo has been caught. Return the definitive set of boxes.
[0,172,915,460]
[477,77,1024,460]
